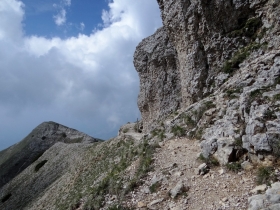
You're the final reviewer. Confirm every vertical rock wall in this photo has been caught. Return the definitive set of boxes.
[157,0,257,105]
[134,0,276,131]
[134,27,181,131]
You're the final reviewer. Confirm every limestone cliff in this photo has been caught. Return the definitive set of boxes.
[134,27,181,132]
[134,0,280,165]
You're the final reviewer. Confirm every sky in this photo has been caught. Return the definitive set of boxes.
[0,0,162,150]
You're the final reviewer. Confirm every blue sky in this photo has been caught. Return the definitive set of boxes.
[22,0,109,38]
[0,0,162,150]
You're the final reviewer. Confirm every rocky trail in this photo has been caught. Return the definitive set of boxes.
[119,137,280,210]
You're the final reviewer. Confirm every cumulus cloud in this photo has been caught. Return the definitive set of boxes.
[0,0,162,150]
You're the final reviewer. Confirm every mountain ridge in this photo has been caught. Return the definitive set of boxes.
[1,0,280,209]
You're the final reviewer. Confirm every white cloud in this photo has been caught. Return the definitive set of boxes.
[53,8,66,26]
[0,0,162,150]
[52,0,72,26]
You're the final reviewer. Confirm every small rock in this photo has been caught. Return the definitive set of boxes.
[218,168,225,175]
[169,181,189,199]
[198,163,209,175]
[222,197,228,202]
[158,142,164,147]
[241,161,254,171]
[148,198,164,207]
[248,194,265,210]
[173,171,183,177]
[250,184,267,194]
[137,201,147,208]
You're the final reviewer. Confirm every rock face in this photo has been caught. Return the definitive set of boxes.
[135,0,270,132]
[134,27,181,132]
[157,0,258,105]
[0,121,101,188]
[134,0,280,165]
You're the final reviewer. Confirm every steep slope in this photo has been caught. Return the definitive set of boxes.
[0,121,102,188]
[0,122,149,210]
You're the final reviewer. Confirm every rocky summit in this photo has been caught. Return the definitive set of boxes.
[1,0,280,209]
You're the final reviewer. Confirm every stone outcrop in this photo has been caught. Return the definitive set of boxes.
[134,27,181,132]
[248,182,280,210]
[0,121,102,188]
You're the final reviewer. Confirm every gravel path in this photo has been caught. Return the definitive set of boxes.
[126,137,256,210]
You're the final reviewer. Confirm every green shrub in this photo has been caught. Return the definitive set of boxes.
[198,154,219,167]
[263,110,277,120]
[34,160,48,172]
[222,43,263,74]
[256,166,276,185]
[123,128,129,133]
[234,138,243,147]
[184,114,196,128]
[158,131,166,141]
[274,76,280,85]
[171,125,186,137]
[194,128,204,140]
[151,129,166,140]
[149,181,161,193]
[229,17,262,38]
[226,162,241,172]
[273,94,280,101]
[225,88,243,99]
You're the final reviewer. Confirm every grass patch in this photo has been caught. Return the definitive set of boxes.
[194,128,204,140]
[269,137,280,158]
[171,125,186,137]
[123,128,129,133]
[34,160,48,172]
[274,76,280,85]
[222,42,263,74]
[149,181,161,193]
[263,109,277,120]
[273,94,280,101]
[180,113,196,128]
[234,137,243,147]
[198,154,219,167]
[226,162,241,172]
[256,166,276,185]
[229,17,262,38]
[225,87,243,99]
[151,129,166,141]
[245,87,271,113]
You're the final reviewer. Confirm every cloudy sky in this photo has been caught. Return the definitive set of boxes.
[0,0,162,150]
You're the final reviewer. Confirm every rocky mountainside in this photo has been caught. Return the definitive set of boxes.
[0,121,102,189]
[1,0,280,209]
